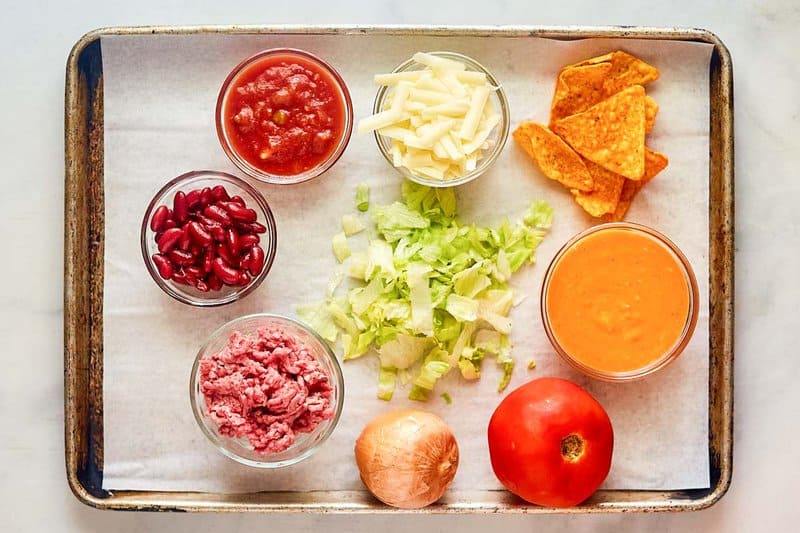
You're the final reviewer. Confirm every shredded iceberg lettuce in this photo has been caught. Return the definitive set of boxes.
[303,180,553,400]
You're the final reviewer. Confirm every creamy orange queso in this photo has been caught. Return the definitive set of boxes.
[545,228,691,374]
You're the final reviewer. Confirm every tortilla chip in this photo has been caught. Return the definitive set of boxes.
[604,148,669,221]
[572,158,626,217]
[513,121,594,191]
[645,95,659,133]
[552,85,646,180]
[550,63,613,124]
[569,50,660,94]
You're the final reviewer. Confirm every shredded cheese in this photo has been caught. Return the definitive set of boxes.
[359,52,502,181]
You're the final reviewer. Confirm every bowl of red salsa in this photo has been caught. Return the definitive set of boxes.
[216,48,353,184]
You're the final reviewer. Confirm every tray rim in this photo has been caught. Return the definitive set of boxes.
[64,24,733,514]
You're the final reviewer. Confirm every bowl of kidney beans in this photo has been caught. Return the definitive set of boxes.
[141,170,277,306]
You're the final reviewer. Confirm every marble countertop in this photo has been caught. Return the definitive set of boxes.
[2,1,796,531]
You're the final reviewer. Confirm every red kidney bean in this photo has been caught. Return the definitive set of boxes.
[185,189,202,209]
[162,219,178,231]
[225,227,240,256]
[199,187,213,208]
[223,203,258,223]
[184,269,198,286]
[210,225,226,242]
[239,250,251,269]
[185,265,203,279]
[249,245,265,276]
[239,233,260,249]
[212,257,240,285]
[171,270,190,285]
[211,185,230,201]
[204,204,232,226]
[207,273,223,291]
[195,280,210,292]
[173,191,189,224]
[217,242,236,266]
[236,221,267,234]
[202,248,214,273]
[178,224,192,251]
[190,244,203,258]
[150,205,170,232]
[188,221,213,247]
[197,214,221,230]
[168,248,195,266]
[151,253,174,280]
[230,195,245,206]
[237,271,251,286]
[157,227,183,254]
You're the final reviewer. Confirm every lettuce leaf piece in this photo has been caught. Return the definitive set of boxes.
[326,270,343,298]
[349,277,383,314]
[523,200,554,229]
[497,360,514,392]
[356,182,370,212]
[327,300,357,337]
[345,331,376,360]
[347,252,368,280]
[377,366,397,400]
[445,293,479,322]
[406,262,434,335]
[297,302,338,343]
[452,261,492,298]
[473,329,502,354]
[366,240,396,279]
[458,358,481,379]
[342,214,366,236]
[410,359,450,401]
[332,232,350,263]
[373,202,429,233]
[378,334,435,370]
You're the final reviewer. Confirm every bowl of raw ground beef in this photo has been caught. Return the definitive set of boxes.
[190,313,344,467]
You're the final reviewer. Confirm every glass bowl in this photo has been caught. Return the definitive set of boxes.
[540,222,700,382]
[140,170,277,307]
[216,48,354,185]
[372,51,510,188]
[189,313,344,468]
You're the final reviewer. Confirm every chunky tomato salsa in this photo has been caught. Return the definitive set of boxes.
[223,52,346,177]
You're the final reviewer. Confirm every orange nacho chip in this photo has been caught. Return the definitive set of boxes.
[572,158,626,217]
[513,121,594,192]
[605,148,669,221]
[552,85,646,180]
[550,63,613,124]
[551,51,660,128]
[570,50,660,94]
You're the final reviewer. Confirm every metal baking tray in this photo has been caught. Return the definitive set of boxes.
[64,25,733,513]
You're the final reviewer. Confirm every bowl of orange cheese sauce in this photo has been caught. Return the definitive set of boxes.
[541,223,699,381]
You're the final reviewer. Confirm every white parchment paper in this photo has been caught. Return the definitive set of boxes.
[101,33,712,493]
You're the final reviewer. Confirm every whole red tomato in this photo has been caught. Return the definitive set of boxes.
[487,377,613,507]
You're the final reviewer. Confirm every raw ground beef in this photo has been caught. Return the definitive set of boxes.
[199,326,334,454]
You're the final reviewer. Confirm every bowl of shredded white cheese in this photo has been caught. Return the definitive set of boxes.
[359,51,510,187]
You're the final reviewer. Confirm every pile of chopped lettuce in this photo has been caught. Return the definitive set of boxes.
[299,181,553,401]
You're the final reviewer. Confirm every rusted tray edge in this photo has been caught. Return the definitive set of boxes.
[64,24,734,513]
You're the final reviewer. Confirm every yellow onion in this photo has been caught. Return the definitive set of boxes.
[354,409,459,509]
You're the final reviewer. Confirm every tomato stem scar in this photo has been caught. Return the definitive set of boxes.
[561,434,585,462]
